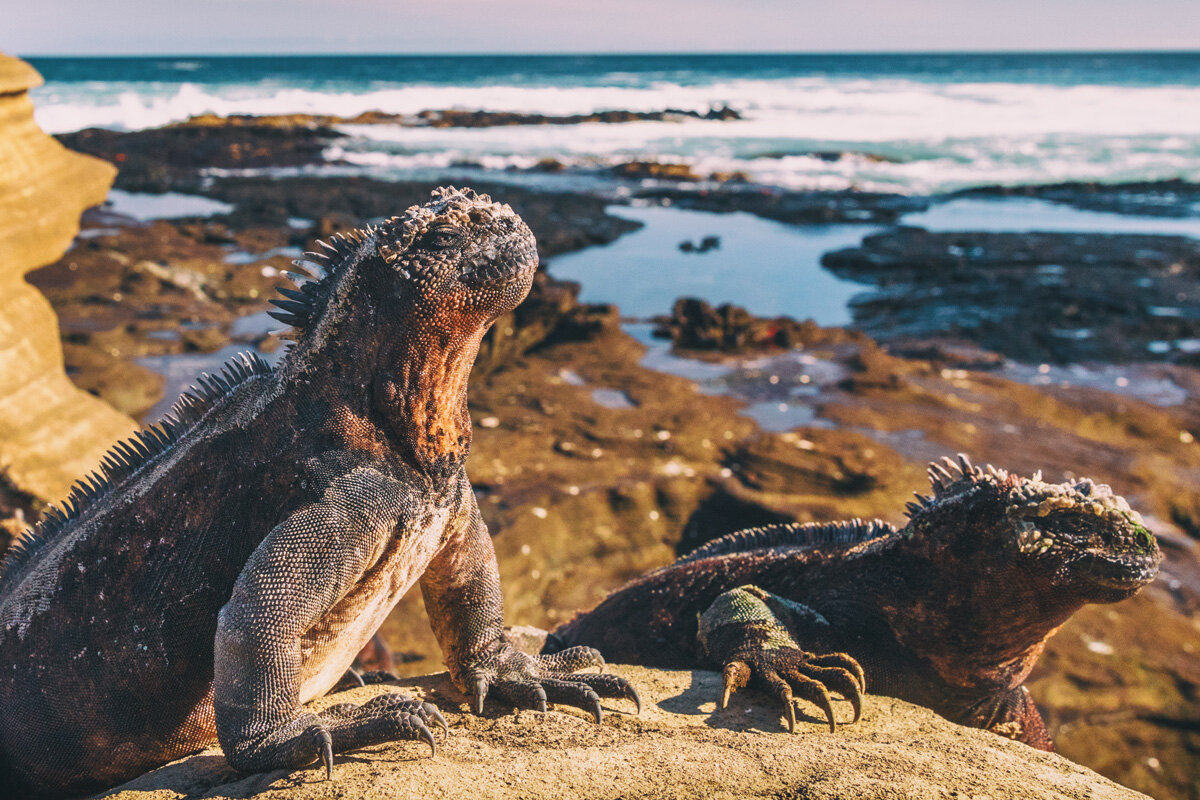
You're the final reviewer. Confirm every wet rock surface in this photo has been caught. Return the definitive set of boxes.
[823,226,1200,363]
[98,667,1149,800]
[653,297,863,353]
[56,107,739,193]
[57,124,337,192]
[959,179,1200,218]
[636,184,929,224]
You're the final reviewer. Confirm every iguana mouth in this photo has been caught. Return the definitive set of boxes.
[460,239,538,287]
[1076,549,1159,591]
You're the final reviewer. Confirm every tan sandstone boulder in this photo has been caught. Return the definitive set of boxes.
[100,666,1148,800]
[0,52,135,508]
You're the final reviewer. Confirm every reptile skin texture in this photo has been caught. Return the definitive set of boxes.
[551,455,1160,750]
[0,187,635,798]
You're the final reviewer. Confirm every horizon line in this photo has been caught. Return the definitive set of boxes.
[16,47,1200,59]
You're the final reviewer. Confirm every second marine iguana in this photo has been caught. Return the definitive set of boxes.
[548,456,1160,749]
[0,186,636,799]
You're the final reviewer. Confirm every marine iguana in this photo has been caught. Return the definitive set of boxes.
[0,186,636,799]
[548,455,1160,750]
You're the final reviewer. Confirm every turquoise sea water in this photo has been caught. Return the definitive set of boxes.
[27,52,1200,193]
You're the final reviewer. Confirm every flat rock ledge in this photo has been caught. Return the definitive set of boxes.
[99,666,1146,800]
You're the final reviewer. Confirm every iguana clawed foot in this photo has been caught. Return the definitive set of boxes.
[699,585,866,733]
[227,693,447,781]
[320,693,447,776]
[467,644,641,722]
[719,648,865,732]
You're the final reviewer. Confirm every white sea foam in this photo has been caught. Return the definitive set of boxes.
[32,77,1200,194]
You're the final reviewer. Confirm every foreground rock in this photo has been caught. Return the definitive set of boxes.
[0,53,135,539]
[100,666,1147,800]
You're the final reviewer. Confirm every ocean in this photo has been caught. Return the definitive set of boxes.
[26,52,1200,194]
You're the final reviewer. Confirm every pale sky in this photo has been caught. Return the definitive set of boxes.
[7,0,1200,55]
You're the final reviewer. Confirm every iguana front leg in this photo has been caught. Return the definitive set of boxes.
[421,493,640,721]
[214,467,445,778]
[699,585,866,732]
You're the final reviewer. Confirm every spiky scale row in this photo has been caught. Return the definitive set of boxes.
[678,518,894,564]
[0,352,273,588]
[266,232,371,333]
[904,453,1015,520]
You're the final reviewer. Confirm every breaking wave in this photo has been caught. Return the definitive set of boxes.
[31,71,1200,194]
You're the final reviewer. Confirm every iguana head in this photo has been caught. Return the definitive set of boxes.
[904,455,1160,603]
[271,186,538,473]
[271,186,538,347]
[376,185,539,322]
[889,454,1159,691]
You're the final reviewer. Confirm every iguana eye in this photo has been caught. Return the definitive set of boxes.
[421,225,465,250]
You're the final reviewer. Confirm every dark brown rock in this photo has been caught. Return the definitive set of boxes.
[823,226,1200,363]
[653,297,862,353]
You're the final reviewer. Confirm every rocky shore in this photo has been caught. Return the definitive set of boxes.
[5,94,1200,800]
[823,226,1200,363]
[957,179,1200,218]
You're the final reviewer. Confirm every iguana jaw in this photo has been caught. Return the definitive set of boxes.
[1003,485,1160,599]
[1075,549,1160,594]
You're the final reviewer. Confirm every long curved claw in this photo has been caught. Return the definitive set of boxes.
[780,689,796,734]
[492,680,549,714]
[417,720,436,757]
[788,674,836,733]
[720,660,750,711]
[568,673,641,716]
[811,653,867,694]
[803,665,863,724]
[626,683,643,716]
[473,676,489,715]
[757,670,797,734]
[424,702,449,737]
[538,678,601,721]
[317,727,334,780]
[840,676,863,724]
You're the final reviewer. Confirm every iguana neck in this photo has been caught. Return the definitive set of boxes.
[278,294,485,479]
[875,538,1079,692]
[371,325,484,478]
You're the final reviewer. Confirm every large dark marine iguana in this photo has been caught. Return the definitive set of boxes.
[0,186,636,799]
[547,456,1160,750]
